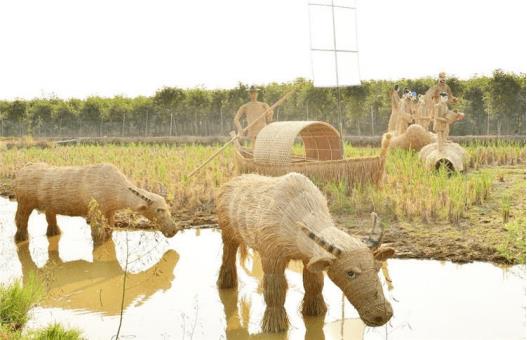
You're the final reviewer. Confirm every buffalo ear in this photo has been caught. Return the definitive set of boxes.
[306,255,335,273]
[373,245,395,261]
[136,204,148,212]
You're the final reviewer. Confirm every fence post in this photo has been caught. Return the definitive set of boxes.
[169,113,173,136]
[220,106,224,135]
[486,111,490,135]
[145,111,149,137]
[122,113,126,137]
[370,105,374,136]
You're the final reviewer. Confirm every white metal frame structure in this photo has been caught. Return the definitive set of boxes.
[308,0,361,136]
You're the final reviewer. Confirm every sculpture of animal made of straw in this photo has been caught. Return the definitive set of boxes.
[14,162,179,238]
[387,124,437,151]
[217,172,395,327]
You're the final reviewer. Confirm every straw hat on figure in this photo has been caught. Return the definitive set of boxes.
[234,86,273,145]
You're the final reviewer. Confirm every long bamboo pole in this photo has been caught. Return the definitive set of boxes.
[187,88,295,178]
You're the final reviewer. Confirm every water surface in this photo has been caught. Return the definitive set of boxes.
[0,197,524,339]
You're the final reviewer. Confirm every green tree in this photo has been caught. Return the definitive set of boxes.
[485,69,524,135]
[153,87,185,135]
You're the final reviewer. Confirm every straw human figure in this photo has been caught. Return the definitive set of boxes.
[434,92,449,149]
[415,94,431,129]
[387,84,400,132]
[424,72,459,121]
[434,92,465,150]
[234,85,273,145]
[396,89,414,135]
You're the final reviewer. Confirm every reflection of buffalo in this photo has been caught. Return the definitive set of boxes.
[218,288,287,340]
[226,250,368,340]
[17,236,179,315]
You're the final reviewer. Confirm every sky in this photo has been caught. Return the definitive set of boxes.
[0,0,525,99]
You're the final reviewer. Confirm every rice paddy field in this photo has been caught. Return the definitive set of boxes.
[0,140,525,264]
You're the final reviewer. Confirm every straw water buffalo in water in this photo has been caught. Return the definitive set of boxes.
[216,172,395,332]
[14,162,179,243]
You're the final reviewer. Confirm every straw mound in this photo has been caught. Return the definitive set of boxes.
[388,124,437,151]
[419,142,466,172]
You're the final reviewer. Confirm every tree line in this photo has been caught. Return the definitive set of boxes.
[0,69,524,138]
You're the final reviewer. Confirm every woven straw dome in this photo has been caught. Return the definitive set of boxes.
[253,121,343,165]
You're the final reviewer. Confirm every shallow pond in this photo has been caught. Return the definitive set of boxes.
[0,197,525,340]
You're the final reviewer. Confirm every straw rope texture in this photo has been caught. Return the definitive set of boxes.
[235,121,391,189]
[419,142,467,172]
[388,124,437,151]
[216,172,394,332]
[254,121,343,164]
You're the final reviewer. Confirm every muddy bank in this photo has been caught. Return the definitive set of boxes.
[0,166,524,265]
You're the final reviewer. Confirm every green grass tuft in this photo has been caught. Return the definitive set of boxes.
[498,216,526,264]
[0,274,43,332]
[28,323,83,340]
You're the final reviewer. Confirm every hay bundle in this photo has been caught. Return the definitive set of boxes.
[388,124,437,151]
[419,142,466,172]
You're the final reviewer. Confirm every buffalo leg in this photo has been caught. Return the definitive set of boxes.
[46,211,61,237]
[261,257,289,332]
[15,203,33,242]
[217,232,239,289]
[301,263,327,316]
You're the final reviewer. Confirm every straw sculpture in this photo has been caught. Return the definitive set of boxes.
[419,142,466,172]
[14,162,179,244]
[216,173,395,332]
[234,121,391,189]
[388,124,437,151]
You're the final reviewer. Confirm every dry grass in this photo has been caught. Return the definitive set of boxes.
[0,142,524,224]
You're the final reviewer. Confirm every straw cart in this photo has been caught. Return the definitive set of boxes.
[233,121,391,189]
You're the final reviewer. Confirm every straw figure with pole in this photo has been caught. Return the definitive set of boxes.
[234,85,274,146]
[187,88,295,178]
[216,172,395,333]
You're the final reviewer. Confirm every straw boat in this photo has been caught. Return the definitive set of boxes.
[233,121,391,189]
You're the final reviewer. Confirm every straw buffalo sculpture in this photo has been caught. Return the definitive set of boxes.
[14,162,178,243]
[216,172,395,332]
[387,124,437,151]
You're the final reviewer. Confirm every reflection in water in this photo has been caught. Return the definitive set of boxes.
[0,197,525,339]
[17,236,178,315]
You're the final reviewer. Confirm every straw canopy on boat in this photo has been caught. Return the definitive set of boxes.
[234,121,391,189]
